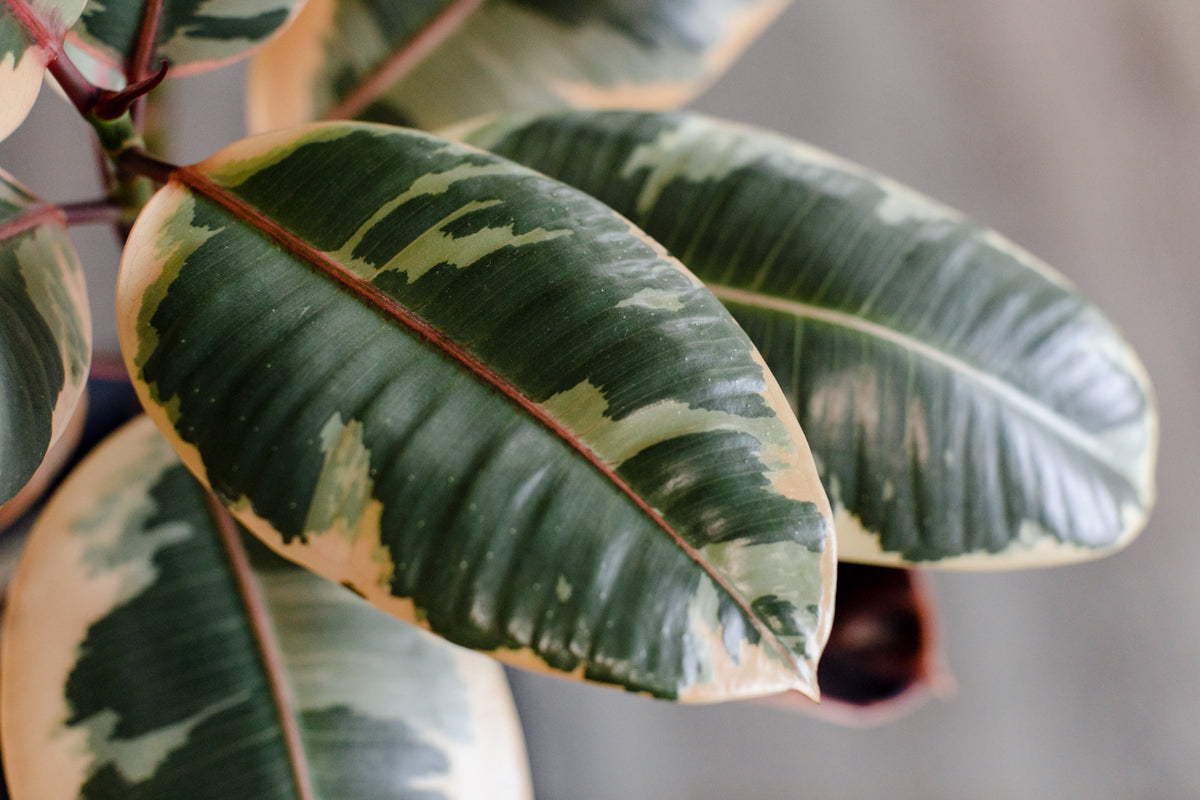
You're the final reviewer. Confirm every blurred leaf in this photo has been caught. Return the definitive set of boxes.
[458,110,1158,567]
[247,0,791,132]
[0,382,83,531]
[1,416,533,799]
[67,0,308,80]
[116,121,834,702]
[0,168,90,507]
[0,0,89,140]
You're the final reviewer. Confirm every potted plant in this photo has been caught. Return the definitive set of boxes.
[0,1,1157,796]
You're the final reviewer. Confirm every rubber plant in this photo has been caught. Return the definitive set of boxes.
[0,0,1157,797]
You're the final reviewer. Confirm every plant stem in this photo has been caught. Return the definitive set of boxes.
[46,52,101,116]
[4,0,97,114]
[107,147,176,234]
[114,147,177,185]
[126,0,166,129]
[60,199,124,227]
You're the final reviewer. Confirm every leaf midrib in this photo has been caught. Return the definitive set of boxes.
[4,0,59,51]
[204,491,316,800]
[0,203,65,242]
[322,0,487,121]
[173,166,805,688]
[708,283,1135,485]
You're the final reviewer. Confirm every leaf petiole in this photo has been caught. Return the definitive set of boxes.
[59,198,124,227]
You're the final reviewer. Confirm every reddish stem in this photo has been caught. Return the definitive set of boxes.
[93,60,169,120]
[126,0,166,126]
[46,54,102,115]
[5,0,168,121]
[60,198,124,227]
[3,0,96,113]
[115,147,178,184]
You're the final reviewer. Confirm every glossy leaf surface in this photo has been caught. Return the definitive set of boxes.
[2,416,533,799]
[247,0,790,132]
[117,122,834,702]
[458,110,1157,567]
[0,169,89,506]
[0,0,88,140]
[67,0,307,80]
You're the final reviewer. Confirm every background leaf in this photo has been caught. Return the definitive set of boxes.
[456,110,1157,567]
[247,0,791,132]
[66,0,309,80]
[0,168,90,507]
[0,0,89,140]
[1,415,533,799]
[116,121,834,702]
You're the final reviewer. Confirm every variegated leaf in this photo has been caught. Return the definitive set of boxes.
[456,110,1157,568]
[1,416,533,799]
[66,0,308,80]
[0,379,84,530]
[246,0,790,133]
[0,0,88,141]
[116,122,834,702]
[0,168,90,507]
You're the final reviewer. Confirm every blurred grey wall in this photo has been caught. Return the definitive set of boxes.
[3,1,1199,798]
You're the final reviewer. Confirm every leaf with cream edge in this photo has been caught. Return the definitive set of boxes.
[116,121,835,702]
[1,416,533,799]
[454,110,1157,568]
[246,0,791,133]
[0,0,89,141]
[65,0,308,81]
[0,168,90,507]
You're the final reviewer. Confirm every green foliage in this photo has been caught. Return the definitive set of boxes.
[0,169,89,506]
[3,416,531,799]
[117,122,833,702]
[0,0,1159,797]
[455,109,1156,566]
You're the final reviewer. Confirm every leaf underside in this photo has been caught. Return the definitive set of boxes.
[1,416,533,800]
[0,168,90,506]
[247,0,791,132]
[457,110,1157,567]
[117,122,834,702]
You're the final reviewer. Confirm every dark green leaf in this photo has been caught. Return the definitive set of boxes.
[1,416,532,799]
[458,110,1157,567]
[0,168,90,506]
[67,0,307,80]
[116,121,834,701]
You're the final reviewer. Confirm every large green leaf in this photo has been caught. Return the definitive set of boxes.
[115,122,834,702]
[456,110,1157,567]
[66,0,308,80]
[0,0,89,140]
[0,168,90,506]
[2,416,533,799]
[246,0,790,133]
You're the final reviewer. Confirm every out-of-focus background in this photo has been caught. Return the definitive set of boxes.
[4,1,1199,797]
